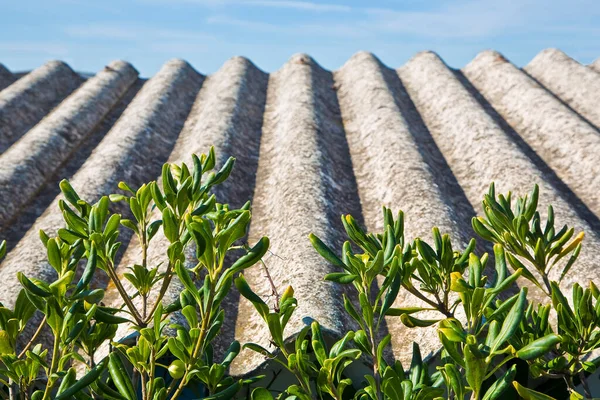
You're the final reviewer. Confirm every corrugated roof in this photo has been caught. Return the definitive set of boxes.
[1,48,600,376]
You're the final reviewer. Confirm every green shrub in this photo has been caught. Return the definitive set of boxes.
[0,149,597,400]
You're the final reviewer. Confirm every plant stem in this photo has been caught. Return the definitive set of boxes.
[17,316,46,358]
[278,346,313,396]
[142,294,147,321]
[141,222,148,320]
[147,348,156,400]
[144,262,174,325]
[41,336,60,400]
[105,262,144,325]
[368,326,382,400]
[168,284,216,400]
[579,370,592,399]
[8,380,16,400]
[141,371,147,400]
[406,286,452,317]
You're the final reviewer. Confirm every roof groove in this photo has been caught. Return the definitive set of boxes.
[1,80,145,252]
[0,61,83,154]
[0,64,14,91]
[102,56,269,366]
[454,70,600,235]
[1,49,599,376]
[463,50,600,219]
[0,61,139,231]
[336,52,470,363]
[524,49,600,130]
[0,59,202,346]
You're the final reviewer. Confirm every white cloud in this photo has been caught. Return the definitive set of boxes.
[138,0,351,12]
[364,0,529,38]
[64,24,215,42]
[242,1,351,12]
[206,15,369,38]
[0,41,70,57]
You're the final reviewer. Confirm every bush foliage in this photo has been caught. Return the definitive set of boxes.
[0,148,597,400]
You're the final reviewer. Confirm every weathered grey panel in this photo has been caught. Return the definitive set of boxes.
[0,61,82,153]
[525,49,600,129]
[463,50,600,218]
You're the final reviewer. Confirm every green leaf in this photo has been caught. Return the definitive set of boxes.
[49,271,74,297]
[324,272,357,284]
[251,388,273,400]
[47,238,62,272]
[162,208,178,243]
[267,313,284,346]
[464,342,486,398]
[353,330,372,355]
[204,379,242,400]
[512,381,557,400]
[377,334,391,372]
[409,342,423,387]
[175,261,200,303]
[506,252,543,290]
[359,292,374,327]
[228,237,270,275]
[59,179,81,207]
[243,343,275,358]
[55,358,108,400]
[343,294,363,328]
[400,314,439,328]
[309,233,344,267]
[491,287,527,353]
[414,386,444,400]
[56,367,76,395]
[168,338,189,362]
[18,273,51,297]
[482,365,516,400]
[208,157,236,187]
[108,353,136,400]
[386,307,434,317]
[75,242,97,293]
[443,363,464,399]
[235,274,269,321]
[516,334,561,360]
[0,331,14,355]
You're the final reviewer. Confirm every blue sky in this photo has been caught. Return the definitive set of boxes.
[1,0,599,77]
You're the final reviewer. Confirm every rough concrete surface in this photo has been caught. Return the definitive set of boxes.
[1,50,599,375]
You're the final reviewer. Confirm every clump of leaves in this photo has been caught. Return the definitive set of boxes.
[472,184,583,295]
[302,184,599,400]
[0,148,269,400]
[1,151,599,400]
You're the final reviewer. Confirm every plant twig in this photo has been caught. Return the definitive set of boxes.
[18,316,46,358]
[259,258,280,311]
[579,370,592,399]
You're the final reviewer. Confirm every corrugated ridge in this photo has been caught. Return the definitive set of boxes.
[399,51,600,302]
[1,80,145,251]
[102,56,267,360]
[231,54,363,375]
[0,60,83,153]
[462,50,600,218]
[590,58,600,73]
[524,49,600,130]
[0,60,202,348]
[1,49,599,376]
[335,52,469,363]
[0,61,139,232]
[0,64,14,91]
